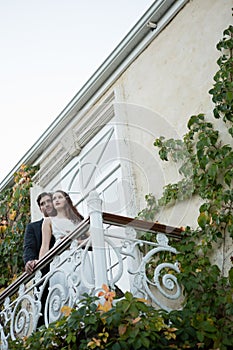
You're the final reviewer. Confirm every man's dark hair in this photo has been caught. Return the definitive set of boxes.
[36,192,53,207]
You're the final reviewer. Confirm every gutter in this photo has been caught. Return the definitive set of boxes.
[0,0,189,192]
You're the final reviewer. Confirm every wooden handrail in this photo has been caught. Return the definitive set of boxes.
[102,212,183,239]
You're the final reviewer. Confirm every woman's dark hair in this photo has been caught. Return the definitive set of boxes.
[53,190,84,223]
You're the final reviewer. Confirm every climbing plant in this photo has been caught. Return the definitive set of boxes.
[138,24,233,348]
[0,164,38,289]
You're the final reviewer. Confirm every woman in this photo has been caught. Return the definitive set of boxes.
[39,190,88,324]
[39,190,84,258]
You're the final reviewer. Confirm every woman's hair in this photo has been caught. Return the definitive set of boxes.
[53,190,84,223]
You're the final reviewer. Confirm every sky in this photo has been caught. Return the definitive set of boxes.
[0,0,154,184]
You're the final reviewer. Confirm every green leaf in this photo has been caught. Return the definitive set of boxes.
[200,320,217,333]
[196,330,204,342]
[208,163,218,179]
[224,169,233,186]
[141,336,150,348]
[229,267,233,288]
[198,212,210,228]
[226,91,233,102]
[112,343,121,350]
[187,114,205,130]
[199,203,210,212]
[199,154,209,169]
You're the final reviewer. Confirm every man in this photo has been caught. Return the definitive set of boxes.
[23,192,55,273]
[23,192,56,328]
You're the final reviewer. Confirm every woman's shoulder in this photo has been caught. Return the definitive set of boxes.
[43,217,52,225]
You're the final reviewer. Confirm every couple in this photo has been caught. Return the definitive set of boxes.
[24,190,84,273]
[24,190,88,326]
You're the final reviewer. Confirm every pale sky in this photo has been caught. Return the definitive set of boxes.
[0,0,154,184]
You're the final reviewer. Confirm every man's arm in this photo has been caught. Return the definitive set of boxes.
[23,221,40,273]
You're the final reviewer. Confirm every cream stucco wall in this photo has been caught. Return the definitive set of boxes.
[118,0,231,124]
[111,0,232,230]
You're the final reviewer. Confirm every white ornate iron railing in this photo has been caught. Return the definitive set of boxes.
[0,191,183,349]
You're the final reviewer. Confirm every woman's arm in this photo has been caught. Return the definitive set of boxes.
[39,217,52,258]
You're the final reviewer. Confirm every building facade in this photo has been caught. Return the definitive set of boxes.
[1,0,232,268]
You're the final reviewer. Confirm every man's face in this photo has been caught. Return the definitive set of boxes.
[39,195,54,217]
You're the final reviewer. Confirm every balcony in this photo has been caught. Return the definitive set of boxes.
[0,191,183,350]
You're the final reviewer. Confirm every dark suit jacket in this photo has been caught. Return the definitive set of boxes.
[23,218,55,328]
[23,219,55,265]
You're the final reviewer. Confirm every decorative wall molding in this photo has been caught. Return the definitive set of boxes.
[33,92,115,187]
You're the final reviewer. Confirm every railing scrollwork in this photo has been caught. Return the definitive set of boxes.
[0,192,183,349]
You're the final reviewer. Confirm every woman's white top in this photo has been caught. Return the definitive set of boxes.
[50,217,78,245]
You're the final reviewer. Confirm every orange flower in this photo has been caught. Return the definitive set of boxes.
[61,305,73,317]
[97,299,112,312]
[98,284,116,302]
[97,284,116,313]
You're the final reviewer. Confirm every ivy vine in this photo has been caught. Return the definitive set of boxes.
[0,164,38,290]
[138,25,233,348]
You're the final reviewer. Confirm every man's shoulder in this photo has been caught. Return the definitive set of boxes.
[27,219,43,228]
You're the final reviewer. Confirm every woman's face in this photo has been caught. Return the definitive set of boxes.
[52,192,67,210]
